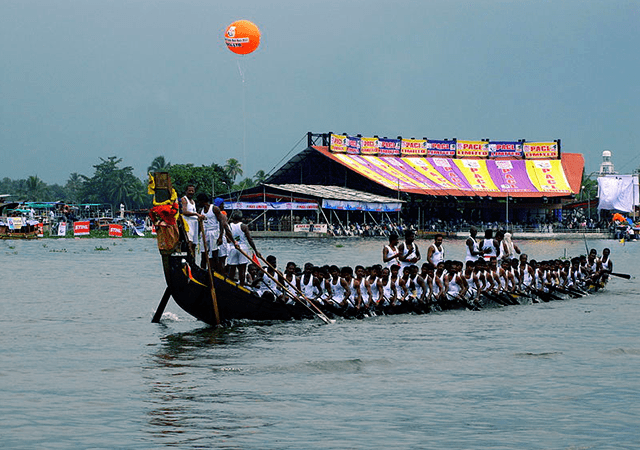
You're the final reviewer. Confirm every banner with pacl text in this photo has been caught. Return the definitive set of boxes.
[488,141,524,159]
[334,154,405,190]
[523,142,559,159]
[426,140,456,158]
[456,140,489,158]
[454,159,499,192]
[346,135,361,155]
[430,158,473,190]
[329,134,348,153]
[403,158,459,191]
[378,137,400,156]
[401,138,427,156]
[325,151,576,195]
[360,137,379,155]
[74,221,90,236]
[486,160,537,192]
[330,135,558,159]
[525,160,572,194]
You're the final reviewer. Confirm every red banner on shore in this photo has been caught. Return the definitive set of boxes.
[109,224,123,237]
[73,221,90,236]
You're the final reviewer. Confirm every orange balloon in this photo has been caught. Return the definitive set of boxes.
[225,20,261,55]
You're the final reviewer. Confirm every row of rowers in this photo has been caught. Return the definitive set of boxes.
[244,238,613,312]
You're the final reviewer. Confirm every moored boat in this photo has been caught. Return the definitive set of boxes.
[0,202,40,240]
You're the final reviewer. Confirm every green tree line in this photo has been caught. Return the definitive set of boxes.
[1,156,268,208]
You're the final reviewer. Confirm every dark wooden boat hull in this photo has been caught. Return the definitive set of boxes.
[161,251,609,327]
[163,253,314,326]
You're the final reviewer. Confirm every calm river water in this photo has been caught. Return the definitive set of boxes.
[1,237,639,449]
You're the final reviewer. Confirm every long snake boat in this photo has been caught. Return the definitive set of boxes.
[148,173,612,327]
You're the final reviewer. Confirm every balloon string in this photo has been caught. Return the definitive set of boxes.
[237,59,247,170]
[236,60,245,83]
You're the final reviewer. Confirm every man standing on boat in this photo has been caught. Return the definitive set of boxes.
[481,229,499,261]
[196,193,228,273]
[465,226,482,263]
[397,230,420,276]
[427,234,445,267]
[227,210,261,286]
[181,185,203,256]
[382,233,400,269]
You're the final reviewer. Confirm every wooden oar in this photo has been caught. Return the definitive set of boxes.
[514,289,534,299]
[151,287,172,323]
[446,293,479,311]
[583,233,590,254]
[570,285,590,295]
[252,252,338,322]
[531,287,562,301]
[551,286,581,298]
[609,272,631,279]
[199,223,221,326]
[481,290,509,306]
[238,247,335,324]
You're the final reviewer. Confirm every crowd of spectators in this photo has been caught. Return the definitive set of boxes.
[243,209,621,237]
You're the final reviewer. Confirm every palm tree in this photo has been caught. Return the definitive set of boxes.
[65,172,83,203]
[25,175,46,201]
[108,172,135,207]
[253,170,267,185]
[147,156,171,174]
[224,158,243,184]
[128,180,147,209]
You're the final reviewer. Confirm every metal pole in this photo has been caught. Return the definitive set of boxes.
[506,194,509,232]
[263,185,267,231]
[320,206,331,226]
[367,211,380,226]
[397,178,400,223]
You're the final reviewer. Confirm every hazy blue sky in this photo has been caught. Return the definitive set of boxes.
[1,0,639,184]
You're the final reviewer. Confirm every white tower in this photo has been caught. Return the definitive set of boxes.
[599,150,616,175]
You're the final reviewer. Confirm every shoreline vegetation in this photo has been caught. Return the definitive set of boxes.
[17,229,612,240]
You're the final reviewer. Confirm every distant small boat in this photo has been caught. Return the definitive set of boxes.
[0,202,40,240]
